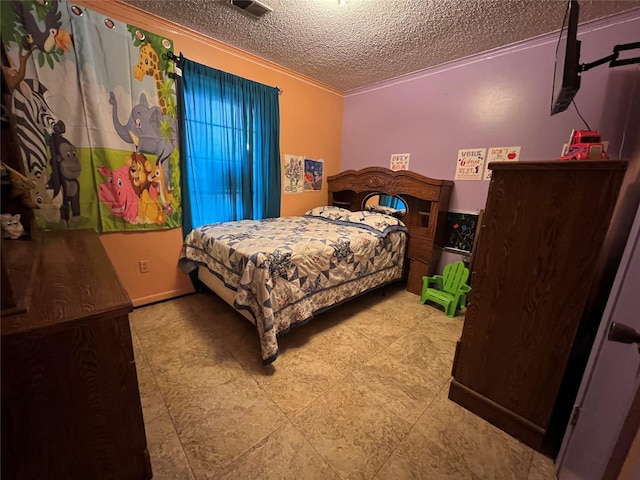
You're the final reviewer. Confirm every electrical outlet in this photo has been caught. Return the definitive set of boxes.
[138,260,150,274]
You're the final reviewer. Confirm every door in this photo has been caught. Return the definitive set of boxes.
[556,205,640,480]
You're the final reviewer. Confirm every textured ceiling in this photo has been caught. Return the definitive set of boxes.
[121,0,640,92]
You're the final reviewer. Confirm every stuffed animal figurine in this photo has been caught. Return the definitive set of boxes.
[1,213,25,239]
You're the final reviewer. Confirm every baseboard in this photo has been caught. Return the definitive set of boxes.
[132,287,195,308]
[448,379,546,450]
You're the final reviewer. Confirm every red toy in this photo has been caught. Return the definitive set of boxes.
[560,129,609,161]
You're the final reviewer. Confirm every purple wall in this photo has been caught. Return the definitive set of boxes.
[341,9,640,268]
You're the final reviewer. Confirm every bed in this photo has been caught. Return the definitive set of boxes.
[178,167,453,363]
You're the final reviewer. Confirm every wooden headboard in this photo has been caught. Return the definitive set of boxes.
[327,167,453,294]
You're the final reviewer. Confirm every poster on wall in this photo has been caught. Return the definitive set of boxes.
[304,158,324,191]
[390,153,410,171]
[443,211,480,254]
[1,0,181,233]
[282,154,304,194]
[455,148,486,181]
[483,146,521,180]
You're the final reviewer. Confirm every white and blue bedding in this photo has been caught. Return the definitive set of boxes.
[178,208,408,363]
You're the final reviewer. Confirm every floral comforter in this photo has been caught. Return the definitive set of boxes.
[178,207,407,363]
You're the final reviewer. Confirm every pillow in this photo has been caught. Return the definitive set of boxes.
[345,210,408,236]
[366,204,406,219]
[304,205,351,221]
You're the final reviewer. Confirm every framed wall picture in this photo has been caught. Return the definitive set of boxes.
[304,158,324,191]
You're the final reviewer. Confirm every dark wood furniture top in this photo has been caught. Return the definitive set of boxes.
[328,167,453,294]
[1,229,152,479]
[449,160,627,452]
[1,229,132,335]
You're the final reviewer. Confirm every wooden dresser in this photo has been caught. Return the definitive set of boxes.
[1,229,152,479]
[327,167,453,294]
[449,160,627,452]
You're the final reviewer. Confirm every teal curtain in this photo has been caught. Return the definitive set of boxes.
[179,57,281,234]
[380,194,402,209]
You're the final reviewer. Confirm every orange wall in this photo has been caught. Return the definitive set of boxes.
[75,0,344,306]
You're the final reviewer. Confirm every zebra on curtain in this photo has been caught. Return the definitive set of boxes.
[11,78,66,223]
[11,78,64,179]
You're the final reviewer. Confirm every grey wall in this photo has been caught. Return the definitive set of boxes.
[341,9,640,268]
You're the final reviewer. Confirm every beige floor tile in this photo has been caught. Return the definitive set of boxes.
[341,306,421,348]
[170,376,288,478]
[215,315,268,369]
[138,318,246,410]
[389,321,460,369]
[414,309,465,346]
[298,321,386,375]
[130,320,149,364]
[145,412,195,479]
[214,421,341,480]
[528,451,557,480]
[131,325,168,423]
[292,375,412,480]
[131,295,198,334]
[369,287,439,325]
[385,328,456,378]
[353,349,450,425]
[188,293,255,335]
[247,349,345,416]
[414,387,533,480]
[374,428,480,479]
[136,355,168,424]
[183,292,272,369]
[187,291,229,313]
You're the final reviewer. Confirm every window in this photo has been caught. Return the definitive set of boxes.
[179,58,281,233]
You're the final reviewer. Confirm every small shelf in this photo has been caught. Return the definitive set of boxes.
[418,210,431,229]
[333,200,351,206]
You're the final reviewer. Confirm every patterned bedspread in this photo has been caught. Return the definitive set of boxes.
[178,209,408,363]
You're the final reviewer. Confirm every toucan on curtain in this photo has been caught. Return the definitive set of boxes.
[178,57,281,234]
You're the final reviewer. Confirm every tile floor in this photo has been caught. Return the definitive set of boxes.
[129,283,558,480]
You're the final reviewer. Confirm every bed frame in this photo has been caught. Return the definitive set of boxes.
[327,167,453,294]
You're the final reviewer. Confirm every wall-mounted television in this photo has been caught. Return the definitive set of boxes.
[551,0,581,115]
[550,1,640,116]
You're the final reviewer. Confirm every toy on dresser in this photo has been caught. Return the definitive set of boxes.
[1,163,35,238]
[1,213,25,239]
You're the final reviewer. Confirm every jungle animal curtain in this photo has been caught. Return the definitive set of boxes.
[179,57,281,234]
[1,0,181,232]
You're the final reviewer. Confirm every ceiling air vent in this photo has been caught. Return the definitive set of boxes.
[227,0,272,18]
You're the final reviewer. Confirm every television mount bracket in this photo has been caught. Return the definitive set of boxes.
[580,41,640,73]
